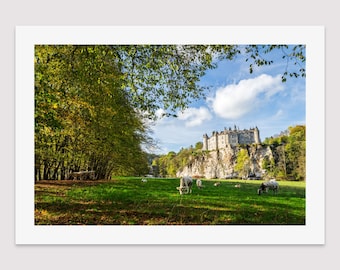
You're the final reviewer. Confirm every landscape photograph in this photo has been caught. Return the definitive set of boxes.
[33,43,306,226]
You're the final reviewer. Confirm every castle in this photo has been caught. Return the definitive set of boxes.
[202,126,261,151]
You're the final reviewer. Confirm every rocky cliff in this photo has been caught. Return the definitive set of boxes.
[176,144,274,179]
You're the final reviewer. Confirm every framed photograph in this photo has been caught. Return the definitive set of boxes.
[15,26,324,244]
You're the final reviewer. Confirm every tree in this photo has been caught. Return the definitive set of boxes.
[115,45,305,118]
[114,45,240,118]
[35,45,150,180]
[243,45,305,82]
[262,156,276,177]
[195,142,203,150]
[262,125,306,181]
[234,148,251,179]
[285,125,306,180]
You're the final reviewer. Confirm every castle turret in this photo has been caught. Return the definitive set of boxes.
[254,126,261,144]
[203,134,208,151]
[214,131,218,150]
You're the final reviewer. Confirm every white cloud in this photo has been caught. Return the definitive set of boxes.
[209,74,283,119]
[178,107,212,127]
[274,109,284,118]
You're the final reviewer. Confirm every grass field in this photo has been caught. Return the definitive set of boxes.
[35,177,305,225]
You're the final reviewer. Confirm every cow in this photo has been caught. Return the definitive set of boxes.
[68,171,95,180]
[257,179,279,195]
[196,179,203,189]
[177,176,193,195]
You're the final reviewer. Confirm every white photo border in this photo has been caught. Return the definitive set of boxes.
[15,26,325,245]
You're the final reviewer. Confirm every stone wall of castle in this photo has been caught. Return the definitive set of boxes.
[203,126,260,151]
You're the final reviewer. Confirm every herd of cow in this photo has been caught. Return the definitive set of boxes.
[68,171,279,195]
[176,176,279,195]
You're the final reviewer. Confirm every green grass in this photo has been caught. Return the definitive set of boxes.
[35,178,305,225]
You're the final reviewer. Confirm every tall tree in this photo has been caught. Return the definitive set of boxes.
[285,125,306,180]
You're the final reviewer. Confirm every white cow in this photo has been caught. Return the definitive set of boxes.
[196,179,203,189]
[68,171,95,180]
[257,179,279,195]
[177,176,193,195]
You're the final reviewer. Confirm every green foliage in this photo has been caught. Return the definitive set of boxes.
[261,156,276,177]
[285,125,306,180]
[112,44,305,118]
[244,45,306,82]
[263,125,306,180]
[234,148,251,178]
[195,141,203,150]
[153,143,205,177]
[114,45,239,118]
[35,45,150,180]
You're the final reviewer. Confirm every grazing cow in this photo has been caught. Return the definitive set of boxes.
[68,171,95,180]
[177,176,193,195]
[214,182,221,187]
[196,179,203,189]
[141,178,148,183]
[257,179,279,195]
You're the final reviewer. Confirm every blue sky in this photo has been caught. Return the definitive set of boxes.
[149,46,306,154]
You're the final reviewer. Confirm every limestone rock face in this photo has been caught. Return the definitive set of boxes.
[176,144,274,179]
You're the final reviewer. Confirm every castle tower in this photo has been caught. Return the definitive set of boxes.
[203,134,208,151]
[254,126,261,144]
[214,131,219,150]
